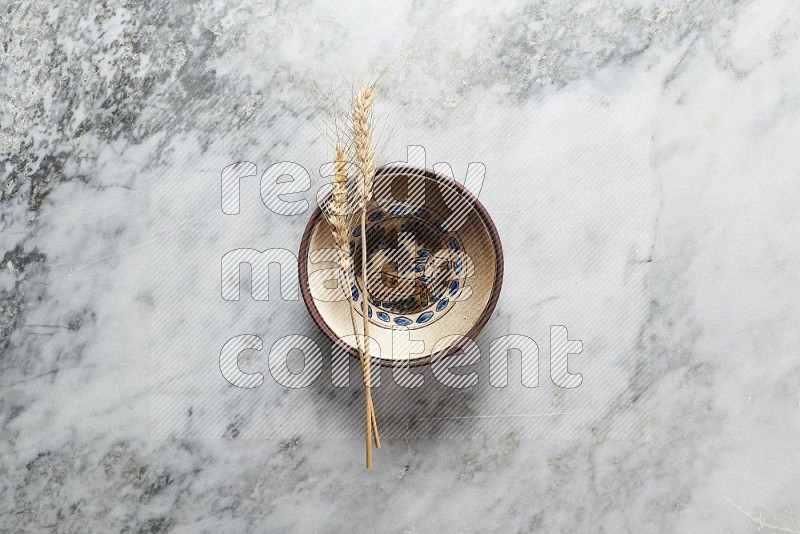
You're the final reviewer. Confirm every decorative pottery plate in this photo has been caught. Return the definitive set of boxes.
[299,164,503,366]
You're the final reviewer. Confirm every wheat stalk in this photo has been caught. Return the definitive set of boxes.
[325,142,380,468]
[350,83,380,468]
[315,78,386,469]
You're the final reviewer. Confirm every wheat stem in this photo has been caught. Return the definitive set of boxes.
[328,142,380,468]
[347,304,380,448]
[320,79,385,468]
[352,83,379,465]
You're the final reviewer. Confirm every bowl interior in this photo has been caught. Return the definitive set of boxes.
[300,165,502,365]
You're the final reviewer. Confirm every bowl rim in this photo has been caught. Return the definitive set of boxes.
[297,163,504,368]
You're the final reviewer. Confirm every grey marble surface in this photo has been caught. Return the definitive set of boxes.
[2,0,800,532]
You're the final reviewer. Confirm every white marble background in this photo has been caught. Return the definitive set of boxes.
[2,0,799,532]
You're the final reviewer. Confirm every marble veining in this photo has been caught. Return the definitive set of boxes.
[2,0,800,532]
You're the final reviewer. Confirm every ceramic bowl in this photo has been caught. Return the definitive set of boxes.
[299,164,503,366]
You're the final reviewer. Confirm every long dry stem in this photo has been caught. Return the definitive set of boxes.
[359,207,375,465]
[347,304,380,447]
[318,80,386,468]
[352,83,379,465]
[329,142,379,467]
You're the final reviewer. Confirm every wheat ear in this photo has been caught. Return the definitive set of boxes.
[353,84,376,202]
